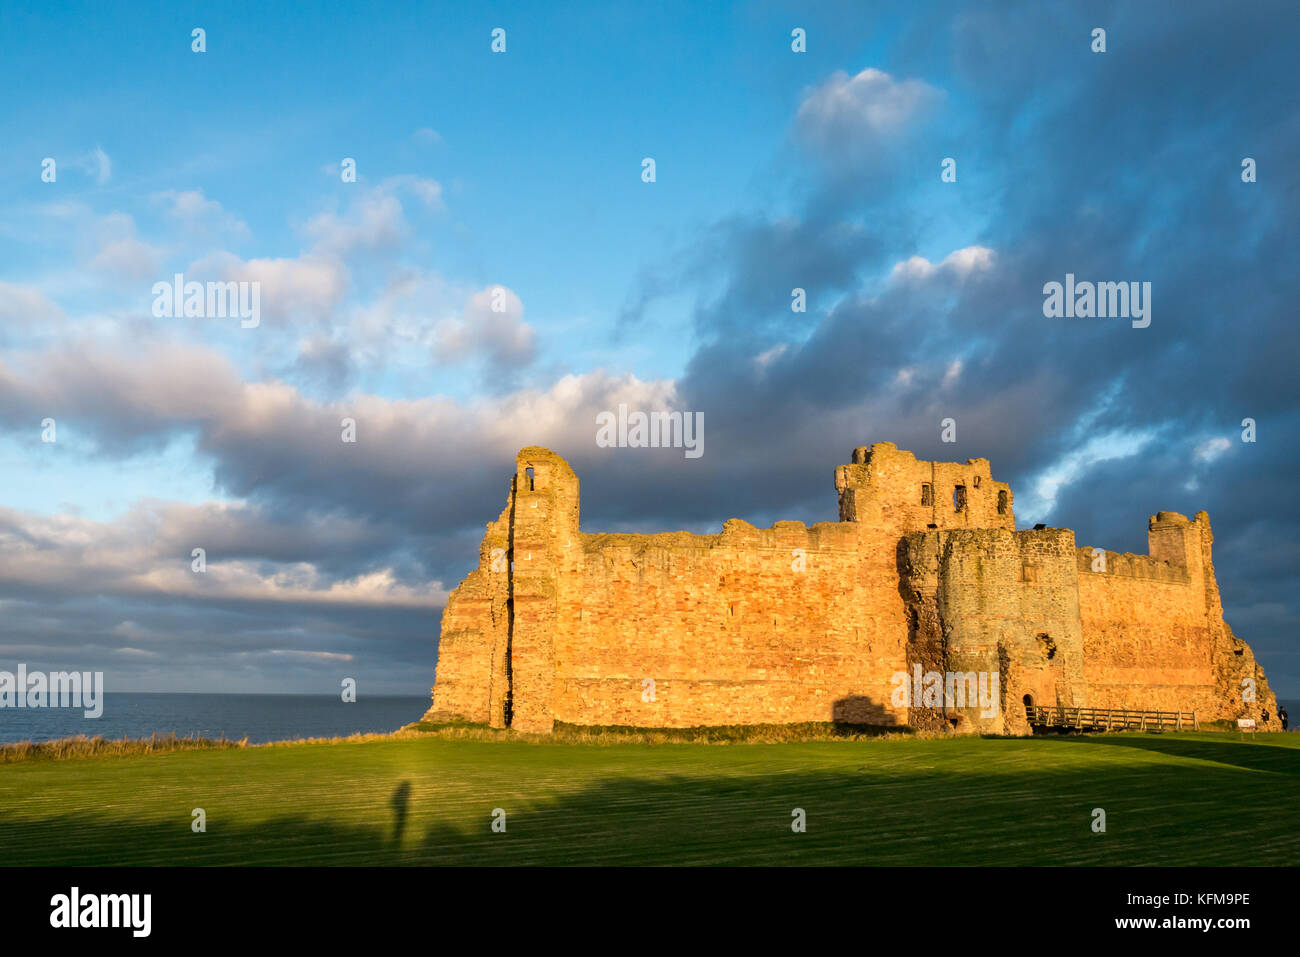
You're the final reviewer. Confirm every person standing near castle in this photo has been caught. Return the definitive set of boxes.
[1280,705,1289,731]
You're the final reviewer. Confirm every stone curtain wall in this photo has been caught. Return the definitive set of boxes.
[553,519,910,729]
[1076,512,1277,722]
[427,445,1275,734]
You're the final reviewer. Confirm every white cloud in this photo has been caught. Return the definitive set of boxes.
[0,282,66,329]
[71,145,112,183]
[265,649,355,663]
[91,238,160,277]
[890,245,996,283]
[434,285,537,369]
[89,212,163,279]
[0,336,690,501]
[0,501,446,610]
[753,343,788,373]
[305,192,406,254]
[304,176,444,256]
[1194,436,1232,463]
[406,177,443,207]
[1018,429,1157,524]
[192,249,348,320]
[797,68,943,149]
[152,189,250,238]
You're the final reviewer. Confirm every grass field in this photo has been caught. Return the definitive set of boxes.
[2,730,1297,865]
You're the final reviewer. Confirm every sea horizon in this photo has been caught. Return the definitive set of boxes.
[0,691,430,745]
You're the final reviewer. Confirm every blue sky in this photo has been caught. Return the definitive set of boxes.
[0,0,1296,696]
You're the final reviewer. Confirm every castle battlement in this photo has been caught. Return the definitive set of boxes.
[835,441,1014,532]
[428,445,1274,735]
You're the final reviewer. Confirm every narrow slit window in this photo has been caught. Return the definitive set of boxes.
[921,483,933,507]
[997,490,1008,515]
[525,467,535,491]
[954,485,967,511]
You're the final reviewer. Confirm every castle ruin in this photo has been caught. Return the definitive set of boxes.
[426,443,1275,735]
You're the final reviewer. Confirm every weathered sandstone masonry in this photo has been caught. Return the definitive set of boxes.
[428,443,1275,734]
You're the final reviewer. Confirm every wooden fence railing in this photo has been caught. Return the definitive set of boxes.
[1025,704,1198,732]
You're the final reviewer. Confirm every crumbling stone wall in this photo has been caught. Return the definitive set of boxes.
[836,443,1014,532]
[428,503,510,725]
[1076,511,1276,724]
[427,443,1275,734]
[899,527,1086,735]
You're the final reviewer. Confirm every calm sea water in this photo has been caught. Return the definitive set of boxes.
[0,693,430,745]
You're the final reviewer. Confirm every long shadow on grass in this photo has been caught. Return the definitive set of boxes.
[3,750,1299,866]
[1050,733,1300,778]
[390,781,411,845]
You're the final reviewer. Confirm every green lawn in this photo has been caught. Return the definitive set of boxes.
[2,731,1297,865]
